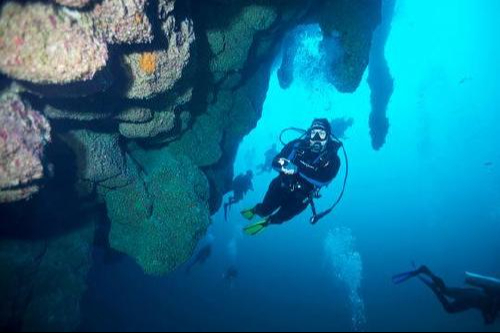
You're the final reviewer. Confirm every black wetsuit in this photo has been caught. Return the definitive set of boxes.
[254,139,341,225]
[420,268,500,325]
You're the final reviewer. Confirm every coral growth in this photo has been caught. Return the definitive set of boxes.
[0,89,51,203]
[139,52,157,75]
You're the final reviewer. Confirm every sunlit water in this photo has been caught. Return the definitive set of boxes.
[81,0,500,331]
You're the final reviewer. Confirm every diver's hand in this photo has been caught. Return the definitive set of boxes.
[277,158,298,175]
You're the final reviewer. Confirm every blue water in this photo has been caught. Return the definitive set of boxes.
[81,0,500,331]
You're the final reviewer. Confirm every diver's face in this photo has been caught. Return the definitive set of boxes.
[310,129,328,153]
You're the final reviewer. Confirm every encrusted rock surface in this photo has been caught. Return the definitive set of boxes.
[0,1,108,86]
[0,90,51,203]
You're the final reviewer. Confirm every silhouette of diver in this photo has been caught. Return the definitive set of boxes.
[394,266,500,325]
[224,171,254,221]
[257,144,279,175]
[185,245,212,274]
[223,266,239,286]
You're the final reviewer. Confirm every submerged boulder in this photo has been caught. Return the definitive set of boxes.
[105,152,211,276]
[0,1,108,86]
[90,0,153,45]
[0,90,51,203]
[121,18,195,99]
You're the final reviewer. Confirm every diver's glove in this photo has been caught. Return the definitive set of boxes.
[278,158,298,175]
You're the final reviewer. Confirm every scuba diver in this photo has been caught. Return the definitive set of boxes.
[257,144,279,175]
[241,119,342,236]
[185,245,212,274]
[223,266,239,288]
[393,266,500,325]
[224,171,254,221]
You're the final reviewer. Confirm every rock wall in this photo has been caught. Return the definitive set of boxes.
[0,0,382,330]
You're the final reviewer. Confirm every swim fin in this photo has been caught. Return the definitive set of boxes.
[392,269,422,285]
[243,219,269,236]
[241,208,256,221]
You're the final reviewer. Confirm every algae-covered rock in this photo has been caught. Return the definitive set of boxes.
[0,89,51,203]
[0,1,108,86]
[105,152,210,275]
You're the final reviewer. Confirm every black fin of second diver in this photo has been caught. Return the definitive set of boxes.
[393,270,421,285]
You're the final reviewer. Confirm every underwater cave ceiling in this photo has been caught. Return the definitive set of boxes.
[0,0,382,330]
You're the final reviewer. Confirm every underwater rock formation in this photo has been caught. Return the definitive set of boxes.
[105,151,211,276]
[0,0,383,329]
[0,89,51,203]
[0,1,108,86]
[118,88,192,140]
[0,215,96,332]
[53,0,92,9]
[120,2,195,99]
[61,130,126,185]
[43,94,118,122]
[89,0,153,45]
[206,3,278,79]
[115,106,154,124]
[319,0,382,93]
[368,0,396,150]
[119,109,176,139]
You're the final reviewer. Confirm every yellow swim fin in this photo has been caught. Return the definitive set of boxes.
[241,208,256,221]
[243,219,269,236]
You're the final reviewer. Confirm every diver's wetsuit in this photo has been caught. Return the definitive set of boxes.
[254,139,341,225]
[419,267,500,325]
